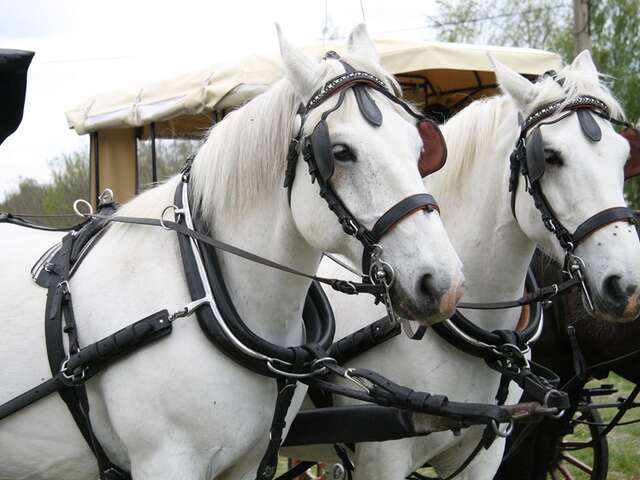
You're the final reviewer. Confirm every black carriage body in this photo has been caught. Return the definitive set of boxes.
[0,49,34,146]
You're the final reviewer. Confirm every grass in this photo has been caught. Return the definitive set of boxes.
[277,375,639,479]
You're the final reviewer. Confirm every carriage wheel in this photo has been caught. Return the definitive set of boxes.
[548,408,608,480]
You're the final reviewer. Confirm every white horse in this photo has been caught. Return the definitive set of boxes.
[294,51,640,479]
[0,25,464,479]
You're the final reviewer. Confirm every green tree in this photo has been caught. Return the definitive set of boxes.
[431,0,640,206]
[0,149,89,227]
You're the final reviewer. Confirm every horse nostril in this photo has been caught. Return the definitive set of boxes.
[602,275,627,304]
[420,273,437,300]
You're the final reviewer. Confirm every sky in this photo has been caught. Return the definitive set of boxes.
[0,0,440,200]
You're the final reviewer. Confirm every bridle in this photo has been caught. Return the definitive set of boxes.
[509,92,639,313]
[283,53,447,320]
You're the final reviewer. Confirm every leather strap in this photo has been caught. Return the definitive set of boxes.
[572,206,638,246]
[370,193,438,242]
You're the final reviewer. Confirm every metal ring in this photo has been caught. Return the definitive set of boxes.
[160,204,180,231]
[73,199,94,218]
[491,418,514,438]
[266,360,318,379]
[310,357,337,371]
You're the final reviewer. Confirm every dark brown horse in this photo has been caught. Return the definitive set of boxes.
[495,250,640,480]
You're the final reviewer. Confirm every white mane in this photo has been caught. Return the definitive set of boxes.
[435,63,626,198]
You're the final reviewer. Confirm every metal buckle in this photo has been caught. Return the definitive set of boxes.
[60,357,86,384]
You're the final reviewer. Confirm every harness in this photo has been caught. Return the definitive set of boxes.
[0,58,510,480]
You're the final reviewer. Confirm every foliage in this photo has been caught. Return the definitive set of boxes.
[431,0,571,49]
[431,0,640,207]
[0,150,89,227]
[137,137,201,191]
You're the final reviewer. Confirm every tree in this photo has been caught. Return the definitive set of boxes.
[0,150,89,227]
[431,0,640,206]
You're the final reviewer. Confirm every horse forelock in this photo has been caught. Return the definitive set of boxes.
[530,64,625,121]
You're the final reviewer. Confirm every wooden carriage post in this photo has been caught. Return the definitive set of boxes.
[89,128,138,207]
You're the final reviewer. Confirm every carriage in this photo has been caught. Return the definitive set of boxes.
[1,31,639,480]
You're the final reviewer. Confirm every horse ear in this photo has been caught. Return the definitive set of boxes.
[489,54,538,111]
[276,23,322,96]
[347,23,379,65]
[571,50,599,80]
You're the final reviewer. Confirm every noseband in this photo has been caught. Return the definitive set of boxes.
[284,52,447,317]
[509,93,639,312]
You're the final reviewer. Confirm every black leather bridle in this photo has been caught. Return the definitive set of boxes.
[509,93,639,312]
[284,53,445,320]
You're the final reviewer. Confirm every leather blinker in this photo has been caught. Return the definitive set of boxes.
[526,127,545,183]
[310,120,335,182]
[622,127,640,180]
[417,119,447,177]
[577,109,602,142]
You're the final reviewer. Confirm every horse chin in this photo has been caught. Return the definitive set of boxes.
[591,294,640,324]
[389,288,454,325]
[388,277,464,325]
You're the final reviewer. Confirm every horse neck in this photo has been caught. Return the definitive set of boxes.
[205,193,319,345]
[432,99,536,331]
[188,87,320,345]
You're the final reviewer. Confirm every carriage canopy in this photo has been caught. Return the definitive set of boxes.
[64,39,562,205]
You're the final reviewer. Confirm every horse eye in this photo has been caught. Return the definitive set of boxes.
[544,150,563,166]
[332,144,356,162]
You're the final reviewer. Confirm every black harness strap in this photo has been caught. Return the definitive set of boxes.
[43,233,131,480]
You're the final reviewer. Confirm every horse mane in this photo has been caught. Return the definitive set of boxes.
[433,62,626,198]
[189,54,399,222]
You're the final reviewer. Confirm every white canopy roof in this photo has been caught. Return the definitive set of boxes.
[66,39,562,135]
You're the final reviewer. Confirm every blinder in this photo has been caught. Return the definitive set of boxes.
[310,120,335,182]
[418,119,448,177]
[525,127,545,183]
[622,127,640,179]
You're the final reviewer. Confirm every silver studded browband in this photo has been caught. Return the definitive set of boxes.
[521,95,610,135]
[306,71,388,111]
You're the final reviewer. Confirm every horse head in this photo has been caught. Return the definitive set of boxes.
[494,51,640,323]
[279,24,464,323]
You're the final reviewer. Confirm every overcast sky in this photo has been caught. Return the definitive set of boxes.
[0,0,440,200]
